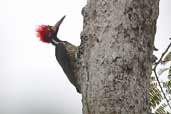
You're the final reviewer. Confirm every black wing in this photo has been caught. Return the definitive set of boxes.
[55,43,76,86]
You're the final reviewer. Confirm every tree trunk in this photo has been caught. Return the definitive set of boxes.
[77,0,159,114]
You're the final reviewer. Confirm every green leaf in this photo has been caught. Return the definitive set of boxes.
[163,81,171,88]
[154,103,167,114]
[162,52,171,64]
[150,83,163,108]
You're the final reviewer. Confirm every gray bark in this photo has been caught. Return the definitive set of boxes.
[77,0,159,114]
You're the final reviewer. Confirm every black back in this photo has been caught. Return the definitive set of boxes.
[55,43,76,85]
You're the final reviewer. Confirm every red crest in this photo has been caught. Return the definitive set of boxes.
[36,25,51,43]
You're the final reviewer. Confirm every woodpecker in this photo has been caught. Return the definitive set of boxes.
[36,16,81,93]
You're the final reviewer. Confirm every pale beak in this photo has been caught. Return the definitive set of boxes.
[52,16,66,36]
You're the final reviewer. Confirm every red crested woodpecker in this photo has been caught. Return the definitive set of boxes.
[36,16,81,93]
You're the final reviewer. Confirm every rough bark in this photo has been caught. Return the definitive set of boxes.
[77,0,159,114]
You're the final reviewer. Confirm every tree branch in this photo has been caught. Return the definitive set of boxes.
[153,40,171,110]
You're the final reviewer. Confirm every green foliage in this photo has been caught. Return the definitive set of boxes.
[163,80,171,94]
[162,52,171,64]
[150,82,162,108]
[154,103,169,114]
[150,73,171,113]
[150,45,171,113]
